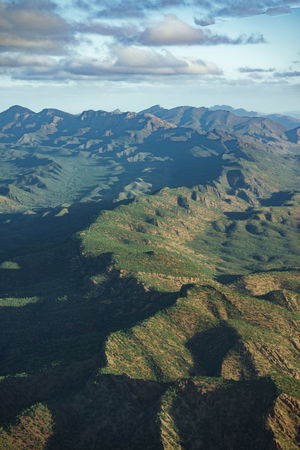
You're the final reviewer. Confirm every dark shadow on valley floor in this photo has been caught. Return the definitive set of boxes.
[0,235,177,449]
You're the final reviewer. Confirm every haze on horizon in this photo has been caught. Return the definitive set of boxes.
[0,0,299,115]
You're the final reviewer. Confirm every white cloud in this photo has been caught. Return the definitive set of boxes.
[139,15,208,46]
[80,15,265,46]
[6,45,222,80]
[0,53,58,67]
[0,0,74,54]
[65,46,223,76]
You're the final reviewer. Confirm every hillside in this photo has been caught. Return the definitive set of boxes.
[141,105,288,138]
[0,105,299,212]
[0,105,299,449]
[0,184,299,448]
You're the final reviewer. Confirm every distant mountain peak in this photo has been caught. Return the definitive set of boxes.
[140,105,165,114]
[210,105,258,117]
[38,108,72,118]
[210,104,300,129]
[1,105,34,115]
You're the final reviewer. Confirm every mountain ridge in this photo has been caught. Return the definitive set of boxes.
[0,103,299,449]
[0,103,299,212]
[210,104,300,129]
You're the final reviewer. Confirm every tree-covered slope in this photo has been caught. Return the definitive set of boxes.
[0,105,299,211]
[0,105,299,449]
[0,180,299,448]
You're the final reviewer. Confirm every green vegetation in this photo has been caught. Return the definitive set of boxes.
[0,403,53,450]
[1,105,299,212]
[0,105,299,448]
[0,262,20,270]
[0,297,39,307]
[0,182,298,448]
[102,279,299,381]
[81,188,300,290]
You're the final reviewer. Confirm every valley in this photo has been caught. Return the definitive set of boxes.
[0,105,299,449]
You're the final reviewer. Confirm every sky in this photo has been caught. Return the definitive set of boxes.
[0,0,299,114]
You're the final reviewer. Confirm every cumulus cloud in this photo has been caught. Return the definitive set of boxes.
[65,46,223,77]
[136,15,211,45]
[134,15,265,46]
[0,0,74,54]
[8,46,223,80]
[0,0,297,88]
[0,0,284,59]
[239,66,275,73]
[80,15,265,46]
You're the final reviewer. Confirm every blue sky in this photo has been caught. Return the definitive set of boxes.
[0,0,299,114]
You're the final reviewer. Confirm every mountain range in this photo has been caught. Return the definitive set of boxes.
[0,104,299,449]
[210,104,300,129]
[0,104,299,212]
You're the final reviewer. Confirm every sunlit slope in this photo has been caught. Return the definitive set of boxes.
[0,162,299,447]
[0,271,299,449]
[81,187,300,289]
[1,105,299,211]
[102,277,299,382]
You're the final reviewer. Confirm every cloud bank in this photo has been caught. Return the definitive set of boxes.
[1,46,222,80]
[0,0,74,54]
[80,15,265,46]
[0,0,298,88]
[124,15,265,46]
[79,0,300,18]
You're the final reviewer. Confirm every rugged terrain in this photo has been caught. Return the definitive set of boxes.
[0,105,299,449]
[0,104,299,211]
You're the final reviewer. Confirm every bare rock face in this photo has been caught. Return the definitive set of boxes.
[267,393,300,450]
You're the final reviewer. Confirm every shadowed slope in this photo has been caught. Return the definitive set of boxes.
[0,149,299,448]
